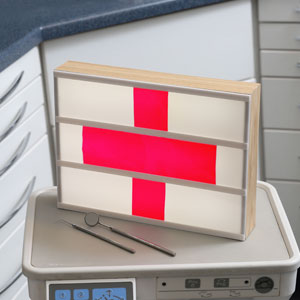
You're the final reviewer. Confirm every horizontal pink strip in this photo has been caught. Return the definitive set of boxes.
[82,127,216,184]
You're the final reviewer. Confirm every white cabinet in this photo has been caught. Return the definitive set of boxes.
[259,0,300,245]
[0,275,30,300]
[0,106,47,173]
[0,47,53,299]
[259,23,300,50]
[41,0,256,127]
[0,76,44,139]
[268,180,300,247]
[261,78,300,129]
[260,50,300,77]
[258,0,300,22]
[264,130,300,180]
[0,48,41,104]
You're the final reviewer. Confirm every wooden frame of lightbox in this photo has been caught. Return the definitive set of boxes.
[54,61,260,241]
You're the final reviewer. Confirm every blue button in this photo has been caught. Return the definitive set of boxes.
[55,290,71,300]
[74,289,89,300]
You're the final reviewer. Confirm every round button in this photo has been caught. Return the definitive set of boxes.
[255,277,274,294]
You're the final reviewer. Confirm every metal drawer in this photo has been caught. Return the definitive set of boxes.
[259,0,300,22]
[0,274,29,300]
[0,210,29,299]
[0,48,41,108]
[0,199,27,295]
[261,78,300,129]
[264,130,300,180]
[0,220,25,297]
[260,50,300,77]
[260,23,300,50]
[0,200,26,246]
[0,105,47,179]
[0,135,53,229]
[12,278,30,300]
[268,180,300,246]
[0,76,45,142]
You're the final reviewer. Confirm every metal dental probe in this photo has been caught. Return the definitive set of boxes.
[84,212,176,257]
[59,219,136,254]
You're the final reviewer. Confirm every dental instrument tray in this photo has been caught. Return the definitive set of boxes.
[22,182,300,300]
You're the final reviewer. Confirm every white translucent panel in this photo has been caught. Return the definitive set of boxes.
[57,78,247,144]
[57,78,134,125]
[58,123,83,162]
[165,184,243,234]
[216,146,244,189]
[60,167,243,235]
[168,93,247,143]
[60,167,132,214]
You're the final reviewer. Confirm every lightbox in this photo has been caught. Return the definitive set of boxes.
[54,62,260,240]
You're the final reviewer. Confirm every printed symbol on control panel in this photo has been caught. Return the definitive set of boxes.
[94,291,124,300]
[229,290,241,297]
[93,288,126,300]
[198,291,212,298]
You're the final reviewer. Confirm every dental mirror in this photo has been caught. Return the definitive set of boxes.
[84,212,99,227]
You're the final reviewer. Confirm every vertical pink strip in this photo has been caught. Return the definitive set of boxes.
[133,88,168,131]
[132,178,166,220]
[133,87,168,220]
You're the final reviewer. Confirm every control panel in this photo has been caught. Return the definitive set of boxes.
[157,274,280,298]
[46,275,279,299]
[47,279,135,300]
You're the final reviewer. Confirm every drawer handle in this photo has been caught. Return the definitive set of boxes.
[0,176,36,228]
[297,62,300,68]
[0,102,27,142]
[0,268,22,295]
[0,71,24,106]
[0,132,31,177]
